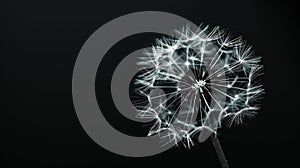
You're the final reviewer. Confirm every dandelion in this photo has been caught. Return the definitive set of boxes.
[133,24,264,167]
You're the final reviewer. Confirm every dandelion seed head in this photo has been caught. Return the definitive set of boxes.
[133,24,264,148]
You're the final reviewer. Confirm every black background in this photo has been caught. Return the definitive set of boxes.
[1,0,299,167]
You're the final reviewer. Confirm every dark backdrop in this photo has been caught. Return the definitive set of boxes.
[1,0,298,167]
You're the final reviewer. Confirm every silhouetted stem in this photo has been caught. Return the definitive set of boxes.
[211,133,230,168]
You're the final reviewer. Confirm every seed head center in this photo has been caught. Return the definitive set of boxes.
[194,80,206,88]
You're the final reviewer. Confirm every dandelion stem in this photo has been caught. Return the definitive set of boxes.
[211,133,230,168]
